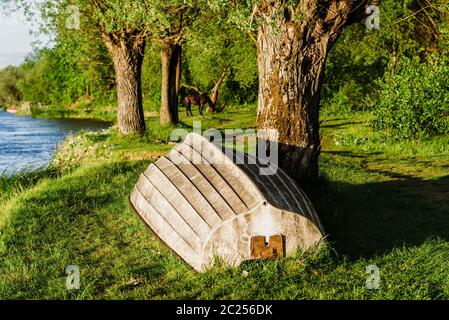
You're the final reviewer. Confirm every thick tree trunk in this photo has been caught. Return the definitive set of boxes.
[257,24,326,181]
[103,35,146,135]
[256,0,372,182]
[160,42,181,125]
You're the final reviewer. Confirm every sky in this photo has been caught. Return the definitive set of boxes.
[0,9,48,69]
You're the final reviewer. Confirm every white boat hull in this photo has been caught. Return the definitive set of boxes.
[130,133,325,271]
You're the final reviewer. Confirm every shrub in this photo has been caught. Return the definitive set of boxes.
[373,56,449,140]
[321,80,366,115]
[52,130,113,170]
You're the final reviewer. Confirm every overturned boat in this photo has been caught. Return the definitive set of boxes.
[129,132,324,272]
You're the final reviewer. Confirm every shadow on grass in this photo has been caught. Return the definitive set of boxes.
[321,150,382,159]
[304,172,449,260]
[320,121,362,129]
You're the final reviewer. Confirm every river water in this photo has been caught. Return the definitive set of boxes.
[0,112,111,175]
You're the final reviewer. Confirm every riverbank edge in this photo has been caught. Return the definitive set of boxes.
[8,100,160,123]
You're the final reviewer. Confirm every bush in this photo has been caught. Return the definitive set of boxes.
[321,80,366,115]
[373,56,449,140]
[52,130,113,170]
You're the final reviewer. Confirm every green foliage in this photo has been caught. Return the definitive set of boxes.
[373,56,449,140]
[0,66,22,102]
[322,0,449,116]
[183,18,258,105]
[17,54,50,104]
[52,129,114,171]
[141,42,162,111]
[17,32,115,110]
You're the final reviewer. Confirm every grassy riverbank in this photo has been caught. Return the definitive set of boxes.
[1,107,449,299]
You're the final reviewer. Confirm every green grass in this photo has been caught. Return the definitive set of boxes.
[0,109,448,299]
[26,99,118,122]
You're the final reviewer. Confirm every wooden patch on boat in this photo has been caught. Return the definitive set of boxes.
[250,235,284,259]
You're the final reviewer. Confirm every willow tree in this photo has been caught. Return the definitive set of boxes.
[149,1,199,125]
[89,0,152,135]
[11,0,152,135]
[210,0,381,181]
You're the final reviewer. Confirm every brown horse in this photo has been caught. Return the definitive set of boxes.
[183,93,213,116]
